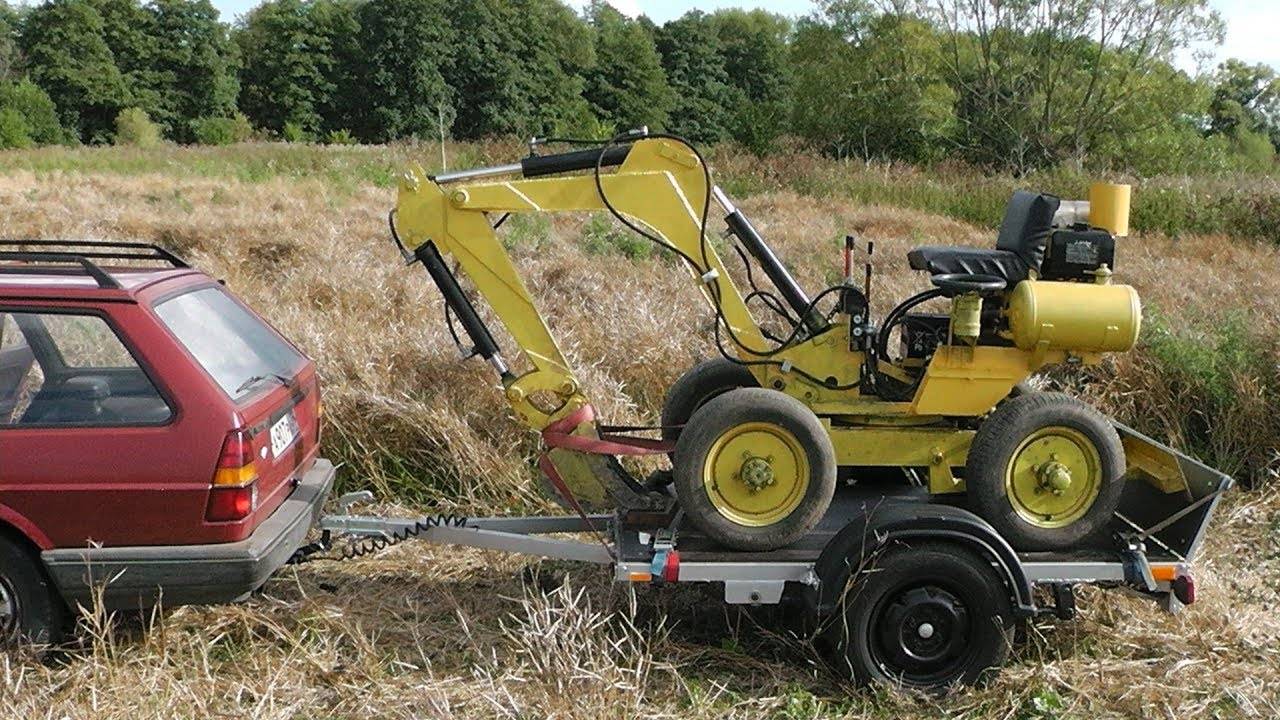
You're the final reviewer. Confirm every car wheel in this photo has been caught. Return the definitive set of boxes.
[0,533,68,647]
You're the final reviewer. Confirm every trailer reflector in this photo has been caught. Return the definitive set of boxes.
[662,550,680,582]
[628,571,652,582]
[1173,574,1196,605]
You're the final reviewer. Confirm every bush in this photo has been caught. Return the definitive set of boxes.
[282,121,313,143]
[0,79,66,145]
[324,128,356,145]
[582,213,652,260]
[1114,312,1280,485]
[0,108,33,149]
[114,107,162,148]
[190,113,253,146]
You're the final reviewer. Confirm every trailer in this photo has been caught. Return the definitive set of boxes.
[305,422,1231,690]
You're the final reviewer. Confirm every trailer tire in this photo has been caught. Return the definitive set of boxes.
[661,358,758,455]
[0,533,68,648]
[966,392,1124,551]
[674,388,835,551]
[821,540,1014,690]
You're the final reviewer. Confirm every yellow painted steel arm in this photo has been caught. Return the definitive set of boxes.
[395,139,767,433]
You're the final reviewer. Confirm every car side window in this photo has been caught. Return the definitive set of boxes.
[0,311,172,427]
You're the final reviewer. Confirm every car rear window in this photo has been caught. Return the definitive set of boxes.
[154,287,305,403]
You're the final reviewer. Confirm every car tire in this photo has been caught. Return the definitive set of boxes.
[821,540,1015,690]
[0,533,68,648]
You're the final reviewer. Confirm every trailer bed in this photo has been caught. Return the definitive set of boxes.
[315,426,1229,612]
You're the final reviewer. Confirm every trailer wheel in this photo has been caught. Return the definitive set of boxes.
[822,541,1014,690]
[661,358,757,454]
[966,392,1124,550]
[0,533,68,648]
[674,388,835,551]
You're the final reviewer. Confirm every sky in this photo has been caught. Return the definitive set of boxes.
[205,0,1279,73]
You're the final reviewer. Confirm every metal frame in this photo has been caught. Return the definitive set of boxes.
[315,492,1205,607]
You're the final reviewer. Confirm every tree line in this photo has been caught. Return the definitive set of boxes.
[0,0,1275,175]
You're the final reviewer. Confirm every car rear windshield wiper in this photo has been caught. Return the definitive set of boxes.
[234,373,290,396]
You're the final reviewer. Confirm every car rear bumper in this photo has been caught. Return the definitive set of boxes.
[41,459,335,611]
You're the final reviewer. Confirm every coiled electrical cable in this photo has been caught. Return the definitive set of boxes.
[289,514,469,565]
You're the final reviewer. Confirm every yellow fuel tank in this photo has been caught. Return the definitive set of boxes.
[1006,280,1141,352]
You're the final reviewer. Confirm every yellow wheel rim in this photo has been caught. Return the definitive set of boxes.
[703,422,809,527]
[1004,426,1102,529]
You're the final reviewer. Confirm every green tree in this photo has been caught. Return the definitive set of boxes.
[308,0,361,133]
[582,2,673,134]
[909,0,1223,170]
[790,11,954,162]
[654,11,741,144]
[19,0,131,142]
[235,0,362,136]
[236,0,331,135]
[0,77,67,144]
[443,0,594,139]
[1207,59,1280,149]
[352,0,455,142]
[88,0,160,118]
[709,9,793,152]
[145,0,238,141]
[0,2,20,81]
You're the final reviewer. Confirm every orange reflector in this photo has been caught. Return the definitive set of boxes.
[1150,565,1179,582]
[213,464,258,487]
[628,571,652,583]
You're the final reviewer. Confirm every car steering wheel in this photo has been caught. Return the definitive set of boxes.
[929,273,1008,297]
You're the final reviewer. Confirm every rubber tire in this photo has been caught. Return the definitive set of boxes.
[673,387,836,551]
[966,392,1125,551]
[823,541,1015,691]
[0,533,68,647]
[661,358,758,453]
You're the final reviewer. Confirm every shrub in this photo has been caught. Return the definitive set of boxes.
[114,107,161,148]
[324,128,356,145]
[191,113,253,146]
[0,108,33,149]
[282,121,313,143]
[0,79,66,145]
[1107,311,1280,485]
[582,213,652,260]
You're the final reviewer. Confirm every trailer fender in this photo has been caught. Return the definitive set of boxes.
[808,499,1036,620]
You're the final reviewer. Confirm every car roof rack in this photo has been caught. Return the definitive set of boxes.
[0,239,190,290]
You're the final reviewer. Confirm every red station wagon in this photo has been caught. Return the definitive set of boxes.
[0,240,334,643]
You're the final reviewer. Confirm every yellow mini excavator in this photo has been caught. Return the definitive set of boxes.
[390,130,1186,554]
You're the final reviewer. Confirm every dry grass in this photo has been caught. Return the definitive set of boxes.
[0,145,1278,718]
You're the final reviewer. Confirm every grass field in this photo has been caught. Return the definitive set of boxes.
[0,142,1278,718]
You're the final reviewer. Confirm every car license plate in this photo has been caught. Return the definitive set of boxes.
[269,411,300,458]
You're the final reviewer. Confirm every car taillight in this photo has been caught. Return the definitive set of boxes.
[315,384,324,445]
[206,429,259,522]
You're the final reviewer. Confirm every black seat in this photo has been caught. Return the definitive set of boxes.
[908,191,1061,285]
